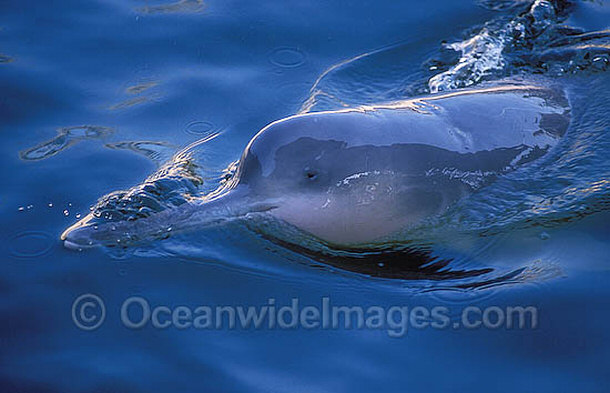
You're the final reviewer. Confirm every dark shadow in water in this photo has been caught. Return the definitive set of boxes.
[261,233,494,281]
[0,54,13,63]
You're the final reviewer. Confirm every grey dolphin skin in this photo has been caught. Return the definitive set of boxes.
[61,84,570,252]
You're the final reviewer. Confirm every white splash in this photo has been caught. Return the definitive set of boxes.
[428,0,559,93]
[429,28,508,93]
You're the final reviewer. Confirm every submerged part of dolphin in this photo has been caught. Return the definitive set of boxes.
[62,84,570,253]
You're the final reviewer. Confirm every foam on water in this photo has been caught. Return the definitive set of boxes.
[428,0,609,92]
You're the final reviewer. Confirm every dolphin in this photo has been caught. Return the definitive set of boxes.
[61,84,570,251]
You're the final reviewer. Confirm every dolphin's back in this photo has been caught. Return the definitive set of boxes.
[248,84,570,180]
[328,84,569,152]
[409,84,570,152]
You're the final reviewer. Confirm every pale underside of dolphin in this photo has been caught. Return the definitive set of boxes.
[61,84,571,252]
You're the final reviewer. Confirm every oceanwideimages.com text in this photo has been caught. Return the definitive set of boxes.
[72,294,538,337]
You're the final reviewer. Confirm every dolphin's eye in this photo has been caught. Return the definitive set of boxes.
[304,168,318,181]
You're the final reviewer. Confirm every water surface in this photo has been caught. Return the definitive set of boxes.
[1,0,610,391]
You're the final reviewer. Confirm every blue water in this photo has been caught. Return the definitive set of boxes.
[2,0,610,391]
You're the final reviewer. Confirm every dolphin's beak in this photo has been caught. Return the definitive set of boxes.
[60,213,103,250]
[60,186,280,250]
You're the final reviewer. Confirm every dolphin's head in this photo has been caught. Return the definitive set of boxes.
[225,113,450,245]
[61,111,452,249]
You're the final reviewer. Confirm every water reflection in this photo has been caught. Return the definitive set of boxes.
[19,126,114,161]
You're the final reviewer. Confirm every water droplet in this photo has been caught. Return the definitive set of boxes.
[18,207,24,212]
[539,232,550,240]
[48,203,53,208]
[75,213,81,219]
[63,210,69,216]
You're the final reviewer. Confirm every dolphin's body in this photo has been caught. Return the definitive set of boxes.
[62,84,570,250]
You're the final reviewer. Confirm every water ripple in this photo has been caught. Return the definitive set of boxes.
[268,47,307,68]
[105,140,175,163]
[9,231,54,259]
[136,0,205,14]
[20,125,114,161]
[185,120,218,136]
